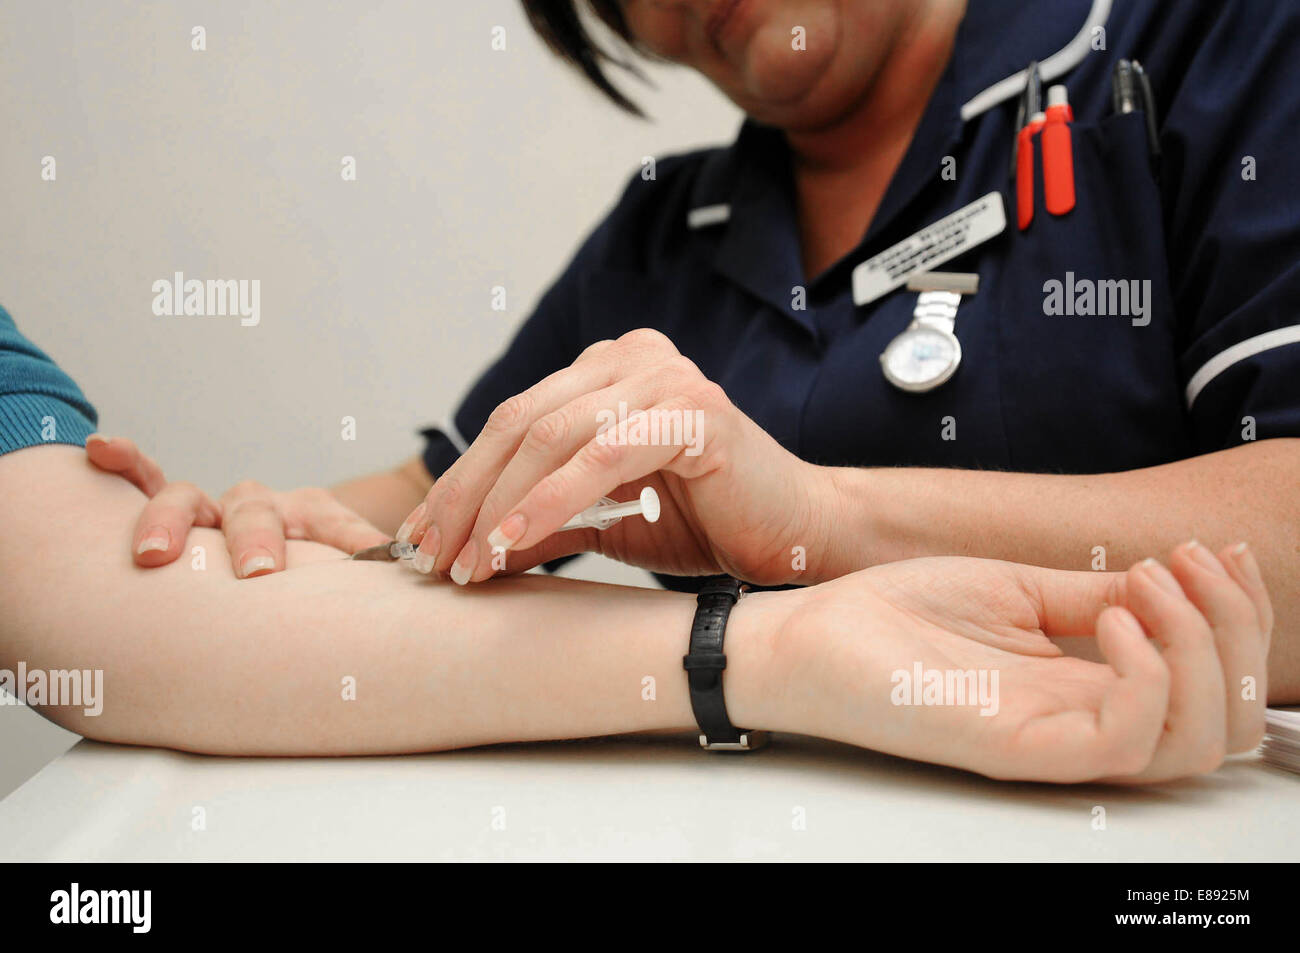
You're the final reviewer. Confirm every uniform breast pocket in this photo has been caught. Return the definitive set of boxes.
[987,110,1194,473]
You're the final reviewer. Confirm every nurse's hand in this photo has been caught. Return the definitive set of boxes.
[397,329,827,585]
[85,435,389,577]
[783,542,1271,782]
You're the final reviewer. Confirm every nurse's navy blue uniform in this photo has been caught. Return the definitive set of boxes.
[424,0,1300,590]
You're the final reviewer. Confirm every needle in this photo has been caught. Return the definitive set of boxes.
[349,540,417,561]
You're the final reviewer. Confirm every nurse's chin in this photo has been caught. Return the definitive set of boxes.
[726,19,840,114]
[744,60,903,134]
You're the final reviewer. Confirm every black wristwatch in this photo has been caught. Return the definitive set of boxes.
[682,577,768,751]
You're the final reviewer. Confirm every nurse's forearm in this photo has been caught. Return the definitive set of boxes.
[0,446,786,755]
[816,438,1300,699]
[329,454,434,537]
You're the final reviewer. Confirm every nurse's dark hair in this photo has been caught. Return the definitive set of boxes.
[520,1,649,116]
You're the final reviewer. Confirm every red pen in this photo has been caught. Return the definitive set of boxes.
[1016,111,1046,230]
[1042,85,1076,217]
[1013,61,1043,231]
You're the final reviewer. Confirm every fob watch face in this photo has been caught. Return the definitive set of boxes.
[880,325,962,392]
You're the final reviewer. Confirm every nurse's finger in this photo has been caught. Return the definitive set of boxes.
[1110,556,1227,783]
[477,399,703,573]
[447,528,598,583]
[283,488,391,556]
[573,338,616,363]
[131,481,223,567]
[401,329,676,552]
[403,354,621,558]
[1167,541,1267,753]
[450,371,684,581]
[407,333,684,571]
[85,434,168,497]
[219,481,287,579]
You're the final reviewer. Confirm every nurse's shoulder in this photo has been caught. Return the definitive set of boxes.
[572,132,745,277]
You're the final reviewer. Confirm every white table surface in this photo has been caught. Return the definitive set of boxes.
[2,733,1296,861]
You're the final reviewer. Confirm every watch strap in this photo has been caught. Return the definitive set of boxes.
[683,577,765,751]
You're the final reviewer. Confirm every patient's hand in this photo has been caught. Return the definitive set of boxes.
[777,542,1270,783]
[10,443,1274,775]
[85,434,388,577]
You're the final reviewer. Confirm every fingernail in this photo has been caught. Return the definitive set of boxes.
[136,527,171,554]
[450,540,477,586]
[239,549,276,578]
[396,503,426,544]
[486,513,527,553]
[1108,606,1144,637]
[86,433,110,444]
[1232,542,1264,587]
[1141,557,1183,596]
[1185,539,1227,576]
[410,525,440,574]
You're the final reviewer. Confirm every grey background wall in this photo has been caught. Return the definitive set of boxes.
[0,1,739,796]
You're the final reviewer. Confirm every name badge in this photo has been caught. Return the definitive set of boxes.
[852,192,1007,307]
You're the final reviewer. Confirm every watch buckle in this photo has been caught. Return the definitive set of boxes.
[699,730,769,752]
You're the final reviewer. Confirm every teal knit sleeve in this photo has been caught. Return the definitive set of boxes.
[0,304,98,454]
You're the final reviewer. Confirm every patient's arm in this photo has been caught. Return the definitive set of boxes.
[0,445,1272,782]
[0,445,786,755]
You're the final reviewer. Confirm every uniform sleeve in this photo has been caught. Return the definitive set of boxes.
[420,169,652,478]
[419,269,586,478]
[0,305,98,455]
[1160,1,1300,450]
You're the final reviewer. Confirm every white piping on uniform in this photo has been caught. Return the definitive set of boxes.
[687,203,731,229]
[441,418,469,454]
[959,0,1113,121]
[1184,325,1300,408]
[687,0,1112,224]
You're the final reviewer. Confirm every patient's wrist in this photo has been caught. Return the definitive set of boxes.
[720,587,806,732]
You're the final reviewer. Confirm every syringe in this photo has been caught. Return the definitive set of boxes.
[559,486,661,531]
[353,489,661,563]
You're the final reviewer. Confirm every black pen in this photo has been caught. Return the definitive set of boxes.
[1112,59,1138,114]
[1010,60,1042,178]
[1130,60,1162,162]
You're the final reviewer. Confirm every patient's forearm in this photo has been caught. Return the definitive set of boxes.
[0,446,786,755]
